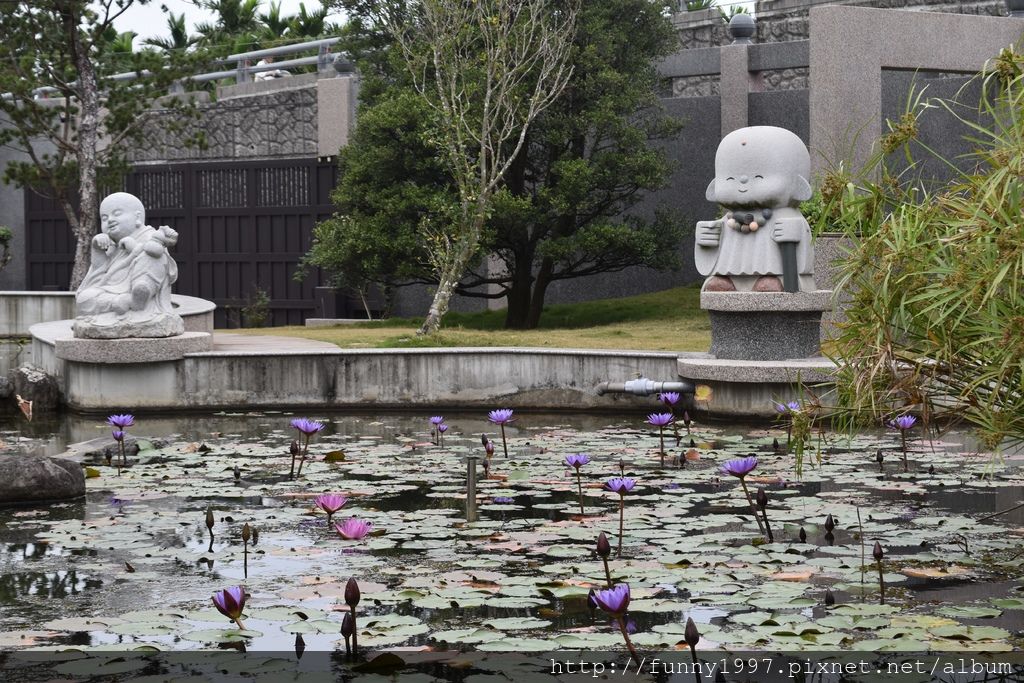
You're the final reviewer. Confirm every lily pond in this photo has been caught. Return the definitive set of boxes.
[3,410,1024,679]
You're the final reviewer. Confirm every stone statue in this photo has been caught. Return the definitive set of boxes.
[74,192,185,339]
[695,126,816,293]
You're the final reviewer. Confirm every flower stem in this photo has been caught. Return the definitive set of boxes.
[499,424,509,459]
[658,426,665,468]
[602,557,613,588]
[616,615,641,667]
[232,617,246,631]
[877,561,885,605]
[688,645,701,683]
[296,435,310,478]
[739,479,767,538]
[617,496,625,558]
[576,470,585,516]
[901,430,908,472]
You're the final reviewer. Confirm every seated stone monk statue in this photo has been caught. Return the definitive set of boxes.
[695,126,817,293]
[74,192,185,339]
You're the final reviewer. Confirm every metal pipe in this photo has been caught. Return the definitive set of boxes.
[227,38,340,62]
[595,376,694,396]
[465,456,479,522]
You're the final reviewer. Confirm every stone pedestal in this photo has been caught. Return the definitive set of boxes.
[702,291,833,360]
[678,290,838,417]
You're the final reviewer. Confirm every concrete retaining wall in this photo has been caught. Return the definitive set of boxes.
[0,292,75,337]
[38,343,682,413]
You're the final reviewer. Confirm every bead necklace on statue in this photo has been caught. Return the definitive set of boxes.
[724,208,773,233]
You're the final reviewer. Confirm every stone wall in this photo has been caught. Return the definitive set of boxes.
[673,0,1007,51]
[127,85,319,163]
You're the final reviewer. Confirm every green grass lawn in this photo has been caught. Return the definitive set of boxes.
[235,285,710,352]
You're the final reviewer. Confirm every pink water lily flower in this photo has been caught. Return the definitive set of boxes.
[335,518,373,540]
[314,494,348,525]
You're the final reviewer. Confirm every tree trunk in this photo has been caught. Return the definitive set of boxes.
[418,270,458,335]
[503,247,536,329]
[525,258,554,329]
[66,5,100,290]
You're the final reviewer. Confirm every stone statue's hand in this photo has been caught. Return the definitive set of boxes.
[143,240,165,258]
[120,236,138,253]
[92,233,112,252]
[771,218,803,243]
[695,220,722,248]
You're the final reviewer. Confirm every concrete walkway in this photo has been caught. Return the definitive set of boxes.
[209,333,340,354]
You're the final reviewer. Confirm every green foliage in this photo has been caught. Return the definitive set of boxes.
[0,226,12,273]
[686,0,716,11]
[0,1,211,285]
[314,0,685,328]
[241,287,272,327]
[826,48,1024,447]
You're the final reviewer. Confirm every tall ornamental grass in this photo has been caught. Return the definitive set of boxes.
[819,48,1024,449]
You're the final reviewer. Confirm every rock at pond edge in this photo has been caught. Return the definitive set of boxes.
[0,455,85,505]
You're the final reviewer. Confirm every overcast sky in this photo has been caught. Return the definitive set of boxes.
[109,0,345,44]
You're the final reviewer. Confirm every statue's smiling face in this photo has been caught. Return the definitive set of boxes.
[100,197,140,243]
[714,149,791,208]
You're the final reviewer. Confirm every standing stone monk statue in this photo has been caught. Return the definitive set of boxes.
[74,192,185,339]
[695,126,816,293]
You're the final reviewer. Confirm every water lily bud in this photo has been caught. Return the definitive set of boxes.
[798,527,807,543]
[341,611,355,637]
[772,437,780,452]
[205,507,215,531]
[234,465,241,481]
[682,411,692,427]
[294,633,305,659]
[345,577,360,608]
[242,523,251,543]
[876,449,884,464]
[290,440,300,456]
[481,433,489,446]
[251,527,259,546]
[596,532,611,559]
[873,541,884,562]
[928,464,935,474]
[824,514,836,533]
[689,438,696,448]
[825,588,835,606]
[756,487,768,510]
[684,617,700,648]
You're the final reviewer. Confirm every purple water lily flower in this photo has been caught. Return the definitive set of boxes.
[429,416,445,425]
[212,585,247,626]
[605,477,636,494]
[593,583,631,615]
[437,424,449,433]
[487,409,515,425]
[889,415,917,430]
[564,453,591,469]
[484,439,495,456]
[646,413,674,427]
[291,418,325,436]
[107,414,135,429]
[335,518,373,540]
[720,456,758,479]
[658,392,681,407]
[492,496,515,504]
[774,401,800,413]
[111,430,125,442]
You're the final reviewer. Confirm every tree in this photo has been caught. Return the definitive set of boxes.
[309,0,683,328]
[143,11,199,52]
[0,0,205,288]
[366,0,580,335]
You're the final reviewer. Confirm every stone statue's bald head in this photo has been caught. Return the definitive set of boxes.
[99,192,145,242]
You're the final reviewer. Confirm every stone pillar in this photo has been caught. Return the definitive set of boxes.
[719,13,760,137]
[317,74,359,157]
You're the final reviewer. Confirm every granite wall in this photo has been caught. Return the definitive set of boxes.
[127,85,319,164]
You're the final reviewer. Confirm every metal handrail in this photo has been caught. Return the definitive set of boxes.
[9,37,346,100]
